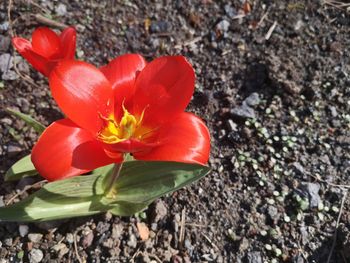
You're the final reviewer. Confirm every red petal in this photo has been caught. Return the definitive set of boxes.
[132,56,195,125]
[59,27,76,59]
[31,27,61,59]
[133,113,210,165]
[32,119,121,181]
[100,54,146,119]
[50,60,114,135]
[103,139,157,156]
[12,37,54,76]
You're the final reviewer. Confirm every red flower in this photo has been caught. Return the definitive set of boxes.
[12,27,76,77]
[31,55,211,181]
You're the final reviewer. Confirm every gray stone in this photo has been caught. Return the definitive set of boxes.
[4,237,12,246]
[28,233,43,243]
[216,20,230,33]
[81,231,94,248]
[247,251,263,263]
[184,239,194,255]
[224,5,237,18]
[66,233,74,244]
[55,3,67,16]
[231,104,255,119]
[0,117,13,126]
[16,98,30,113]
[244,93,260,107]
[19,225,29,237]
[58,245,69,258]
[96,221,110,234]
[0,22,9,32]
[292,254,304,263]
[2,70,17,80]
[0,36,11,52]
[227,119,237,131]
[51,243,67,254]
[150,21,171,33]
[127,234,137,248]
[153,200,167,222]
[7,144,22,157]
[267,206,279,219]
[293,162,305,175]
[0,53,11,73]
[294,20,304,31]
[300,182,321,208]
[29,249,44,263]
[328,106,338,117]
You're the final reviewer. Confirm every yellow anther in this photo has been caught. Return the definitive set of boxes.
[98,102,147,144]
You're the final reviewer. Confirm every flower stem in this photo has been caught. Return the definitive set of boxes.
[105,161,124,197]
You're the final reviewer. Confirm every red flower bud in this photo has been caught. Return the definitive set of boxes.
[12,27,76,77]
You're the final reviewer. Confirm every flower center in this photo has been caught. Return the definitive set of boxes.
[98,103,145,144]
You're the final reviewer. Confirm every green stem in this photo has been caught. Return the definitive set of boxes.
[105,160,124,197]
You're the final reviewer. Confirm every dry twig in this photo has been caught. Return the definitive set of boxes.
[174,36,202,49]
[179,208,186,248]
[74,232,83,263]
[7,0,41,89]
[34,14,68,29]
[265,21,277,40]
[6,180,47,205]
[326,190,348,263]
[311,174,350,189]
[257,11,269,28]
[202,233,219,250]
[323,0,350,9]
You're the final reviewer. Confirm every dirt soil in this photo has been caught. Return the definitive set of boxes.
[0,0,350,262]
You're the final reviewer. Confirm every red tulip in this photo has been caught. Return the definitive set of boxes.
[12,27,76,77]
[31,55,210,181]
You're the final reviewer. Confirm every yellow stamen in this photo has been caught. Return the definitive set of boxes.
[98,102,147,144]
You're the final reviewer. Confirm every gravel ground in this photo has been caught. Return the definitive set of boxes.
[0,0,349,262]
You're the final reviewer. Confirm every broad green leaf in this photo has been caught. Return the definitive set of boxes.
[0,174,112,222]
[6,108,45,134]
[5,154,38,181]
[109,161,210,210]
[0,161,211,221]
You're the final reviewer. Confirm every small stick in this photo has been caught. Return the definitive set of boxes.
[265,21,277,40]
[202,233,219,251]
[6,180,47,205]
[311,174,350,189]
[149,254,162,263]
[186,223,206,228]
[232,14,246,20]
[257,11,268,27]
[179,208,186,248]
[34,14,68,29]
[74,232,83,263]
[326,190,348,263]
[130,246,141,261]
[174,36,202,49]
[7,0,42,89]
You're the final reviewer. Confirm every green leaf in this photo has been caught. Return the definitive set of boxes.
[0,174,112,222]
[0,161,211,221]
[6,108,45,134]
[108,161,211,216]
[5,154,38,181]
